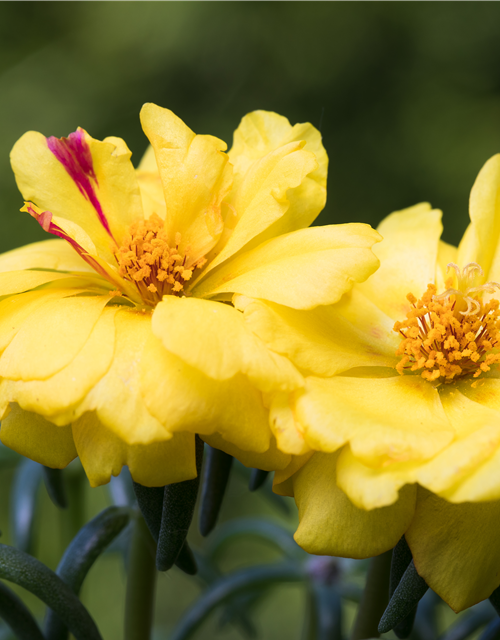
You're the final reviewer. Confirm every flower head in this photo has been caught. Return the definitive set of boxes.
[0,104,381,489]
[242,154,500,612]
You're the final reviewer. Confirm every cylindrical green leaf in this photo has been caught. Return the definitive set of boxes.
[199,446,233,537]
[0,544,102,640]
[305,584,342,640]
[248,469,268,492]
[440,602,494,640]
[170,562,304,640]
[156,436,204,572]
[390,537,416,639]
[132,483,163,542]
[10,459,43,553]
[390,537,412,597]
[0,579,44,640]
[45,506,130,640]
[378,560,428,635]
[479,617,500,640]
[206,518,302,562]
[42,467,67,509]
[174,542,197,576]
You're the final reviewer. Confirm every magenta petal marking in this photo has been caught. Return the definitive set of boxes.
[47,129,114,239]
[26,204,113,282]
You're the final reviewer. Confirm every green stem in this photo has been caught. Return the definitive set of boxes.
[350,549,392,640]
[125,514,157,640]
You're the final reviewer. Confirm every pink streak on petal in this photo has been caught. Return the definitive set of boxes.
[47,129,114,240]
[26,203,115,283]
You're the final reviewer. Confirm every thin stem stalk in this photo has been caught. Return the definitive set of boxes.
[351,549,392,640]
[125,514,157,640]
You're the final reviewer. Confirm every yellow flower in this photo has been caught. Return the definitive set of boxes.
[240,154,500,612]
[0,104,380,489]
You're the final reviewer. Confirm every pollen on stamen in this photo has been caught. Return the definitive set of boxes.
[394,264,500,383]
[113,213,206,307]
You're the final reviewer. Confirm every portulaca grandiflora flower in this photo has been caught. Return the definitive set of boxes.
[239,154,500,612]
[0,104,380,489]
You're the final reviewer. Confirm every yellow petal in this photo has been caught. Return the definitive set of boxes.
[406,487,500,611]
[435,240,458,291]
[240,292,398,377]
[457,154,500,282]
[0,306,117,425]
[136,171,166,221]
[195,224,381,310]
[77,309,168,445]
[273,451,314,497]
[336,445,419,510]
[0,270,75,297]
[151,296,302,392]
[207,139,319,273]
[0,239,95,274]
[443,443,500,503]
[72,412,196,488]
[415,387,500,497]
[293,451,416,558]
[141,331,274,453]
[357,203,443,320]
[229,112,327,246]
[137,144,157,172]
[269,392,310,456]
[202,432,291,472]
[0,404,77,468]
[140,103,232,261]
[0,295,110,381]
[11,129,143,260]
[0,289,83,355]
[295,375,453,464]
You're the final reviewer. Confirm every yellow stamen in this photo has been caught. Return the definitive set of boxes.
[394,263,500,383]
[113,214,206,306]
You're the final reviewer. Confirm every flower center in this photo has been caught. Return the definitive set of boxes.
[394,263,500,384]
[114,213,206,306]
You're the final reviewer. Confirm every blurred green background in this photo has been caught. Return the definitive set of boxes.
[1,3,500,639]
[2,3,500,254]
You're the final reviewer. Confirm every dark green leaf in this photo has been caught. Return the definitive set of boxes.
[305,584,342,640]
[10,460,43,553]
[248,469,268,492]
[199,447,233,537]
[170,562,304,640]
[390,536,416,638]
[0,544,102,640]
[394,606,417,639]
[206,517,302,562]
[390,537,413,597]
[490,584,500,616]
[378,560,428,634]
[156,435,204,572]
[132,483,163,542]
[479,618,500,640]
[174,542,197,576]
[45,506,130,640]
[439,600,494,640]
[42,467,67,509]
[0,579,44,640]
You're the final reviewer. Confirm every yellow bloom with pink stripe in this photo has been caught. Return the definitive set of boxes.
[0,104,380,489]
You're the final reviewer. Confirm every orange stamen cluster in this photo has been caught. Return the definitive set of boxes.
[114,213,206,307]
[394,265,500,384]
